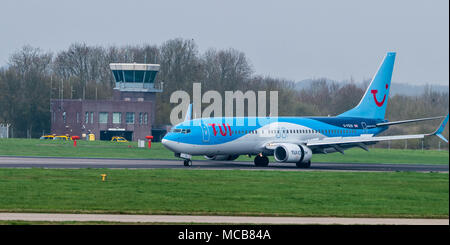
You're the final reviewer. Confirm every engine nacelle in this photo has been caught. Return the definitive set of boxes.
[274,143,312,163]
[204,155,240,161]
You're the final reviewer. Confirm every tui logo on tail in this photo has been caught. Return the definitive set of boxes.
[370,84,389,107]
[338,52,395,119]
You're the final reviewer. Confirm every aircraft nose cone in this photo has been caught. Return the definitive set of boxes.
[161,137,176,151]
[161,132,182,153]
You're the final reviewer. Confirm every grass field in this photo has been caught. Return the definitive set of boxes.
[0,138,448,164]
[0,168,447,218]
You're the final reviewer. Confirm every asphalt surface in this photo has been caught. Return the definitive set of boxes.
[0,156,448,172]
[0,213,447,225]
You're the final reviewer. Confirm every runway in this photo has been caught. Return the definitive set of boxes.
[0,156,447,172]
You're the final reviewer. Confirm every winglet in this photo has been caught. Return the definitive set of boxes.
[184,104,193,122]
[432,114,449,143]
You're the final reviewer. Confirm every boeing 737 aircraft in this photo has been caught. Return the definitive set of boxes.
[162,52,449,167]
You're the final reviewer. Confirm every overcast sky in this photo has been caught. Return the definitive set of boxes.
[1,0,448,85]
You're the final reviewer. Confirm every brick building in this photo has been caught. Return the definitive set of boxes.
[50,63,163,141]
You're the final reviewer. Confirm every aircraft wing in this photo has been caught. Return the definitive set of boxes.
[264,114,449,153]
[265,134,427,152]
[308,114,448,151]
[305,134,425,151]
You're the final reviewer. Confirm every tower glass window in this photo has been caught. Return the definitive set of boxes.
[110,63,161,93]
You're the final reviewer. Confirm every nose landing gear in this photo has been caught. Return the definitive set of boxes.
[175,153,193,167]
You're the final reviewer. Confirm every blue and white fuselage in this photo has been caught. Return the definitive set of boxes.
[163,116,386,155]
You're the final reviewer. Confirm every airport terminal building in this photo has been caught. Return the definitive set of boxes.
[50,63,163,141]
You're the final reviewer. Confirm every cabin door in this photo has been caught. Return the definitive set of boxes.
[201,123,210,143]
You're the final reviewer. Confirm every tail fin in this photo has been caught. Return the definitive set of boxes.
[339,52,396,119]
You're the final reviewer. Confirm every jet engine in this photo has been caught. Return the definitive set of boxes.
[204,155,240,161]
[273,143,312,163]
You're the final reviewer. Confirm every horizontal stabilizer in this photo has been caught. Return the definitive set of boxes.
[373,116,445,128]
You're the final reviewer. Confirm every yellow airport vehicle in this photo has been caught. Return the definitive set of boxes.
[88,133,95,141]
[111,136,128,142]
[53,135,71,141]
[39,135,55,140]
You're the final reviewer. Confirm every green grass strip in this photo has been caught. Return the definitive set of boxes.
[0,168,447,218]
[0,139,448,164]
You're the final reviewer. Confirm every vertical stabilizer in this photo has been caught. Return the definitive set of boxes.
[339,52,396,119]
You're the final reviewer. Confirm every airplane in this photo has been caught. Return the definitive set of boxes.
[162,52,449,167]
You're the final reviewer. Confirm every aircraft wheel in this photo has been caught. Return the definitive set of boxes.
[254,155,269,167]
[183,159,192,167]
[296,160,311,168]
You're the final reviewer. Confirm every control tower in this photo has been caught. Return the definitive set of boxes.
[110,63,162,92]
[105,62,163,140]
[110,63,163,101]
[50,62,163,142]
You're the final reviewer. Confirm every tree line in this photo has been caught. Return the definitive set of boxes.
[0,38,448,149]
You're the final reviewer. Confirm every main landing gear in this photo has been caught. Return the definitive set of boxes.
[296,160,311,168]
[183,159,192,167]
[254,155,269,167]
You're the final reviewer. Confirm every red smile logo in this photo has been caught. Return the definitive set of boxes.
[371,84,388,107]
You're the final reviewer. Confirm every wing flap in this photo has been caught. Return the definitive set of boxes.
[306,134,426,147]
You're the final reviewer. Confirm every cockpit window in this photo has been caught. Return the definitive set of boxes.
[170,128,191,134]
